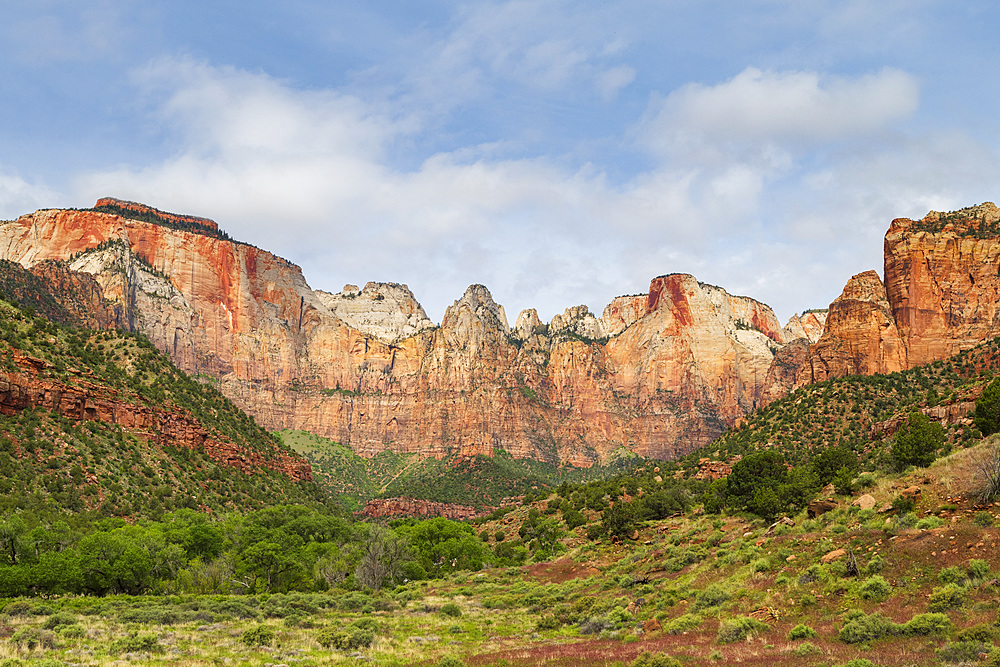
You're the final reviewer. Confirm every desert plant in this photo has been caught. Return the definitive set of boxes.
[892,411,944,468]
[788,624,817,640]
[928,584,965,612]
[857,575,892,601]
[839,612,894,644]
[108,632,163,655]
[240,625,275,647]
[693,584,730,610]
[973,440,1000,503]
[974,511,995,527]
[717,616,768,643]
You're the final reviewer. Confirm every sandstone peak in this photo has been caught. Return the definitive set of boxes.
[514,308,543,341]
[549,305,606,340]
[316,281,434,343]
[782,310,827,344]
[443,284,509,332]
[601,294,647,337]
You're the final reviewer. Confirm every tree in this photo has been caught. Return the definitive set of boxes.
[726,450,787,509]
[811,446,859,486]
[355,525,409,589]
[601,501,636,540]
[973,377,1000,436]
[892,411,945,468]
[748,486,782,523]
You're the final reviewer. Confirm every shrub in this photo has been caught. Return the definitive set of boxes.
[928,584,965,612]
[630,651,682,667]
[967,558,991,581]
[59,624,86,639]
[440,602,462,618]
[536,615,561,631]
[916,515,945,529]
[749,558,771,574]
[316,625,375,650]
[957,623,997,643]
[662,613,703,634]
[974,511,995,527]
[864,554,885,575]
[793,641,821,656]
[717,616,768,644]
[938,566,964,584]
[788,624,817,640]
[835,661,877,667]
[938,639,992,664]
[2,601,32,617]
[892,411,944,468]
[108,632,163,655]
[240,625,275,647]
[42,611,77,630]
[439,657,464,667]
[693,584,730,610]
[839,612,894,644]
[903,612,952,636]
[857,575,892,602]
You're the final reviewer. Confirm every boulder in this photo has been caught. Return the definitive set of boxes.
[853,494,877,511]
[808,499,838,518]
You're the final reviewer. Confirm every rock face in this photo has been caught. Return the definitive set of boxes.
[0,202,800,464]
[358,498,482,520]
[800,203,1000,385]
[884,203,1000,367]
[17,198,1000,467]
[0,348,310,481]
[797,271,907,384]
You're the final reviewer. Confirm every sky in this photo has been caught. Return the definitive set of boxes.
[2,1,1000,325]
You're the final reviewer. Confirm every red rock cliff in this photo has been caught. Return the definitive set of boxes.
[0,204,801,464]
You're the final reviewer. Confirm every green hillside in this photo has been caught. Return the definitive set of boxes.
[0,296,329,522]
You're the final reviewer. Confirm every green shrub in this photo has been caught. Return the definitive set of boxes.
[240,625,275,647]
[662,613,702,634]
[957,623,997,643]
[974,511,995,527]
[793,642,821,656]
[316,625,375,650]
[59,624,86,639]
[2,601,32,617]
[857,575,892,602]
[938,566,964,584]
[439,657,465,667]
[717,616,768,644]
[41,611,77,630]
[835,661,877,667]
[916,515,945,529]
[536,615,561,631]
[630,651,682,667]
[903,612,952,636]
[749,558,771,574]
[968,558,991,581]
[440,602,462,618]
[839,612,894,644]
[864,554,885,575]
[938,639,993,664]
[928,584,965,612]
[693,584,730,610]
[108,632,164,655]
[788,624,817,640]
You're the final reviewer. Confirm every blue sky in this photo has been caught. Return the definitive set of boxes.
[2,1,1000,325]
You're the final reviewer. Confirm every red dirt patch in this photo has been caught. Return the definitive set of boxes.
[525,558,600,584]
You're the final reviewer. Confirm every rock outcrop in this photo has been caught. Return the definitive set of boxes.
[0,202,798,464]
[797,271,907,384]
[0,348,310,481]
[8,198,1000,467]
[357,497,482,520]
[800,203,1000,385]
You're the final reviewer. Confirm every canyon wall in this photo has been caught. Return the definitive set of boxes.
[0,200,800,464]
[800,203,1000,385]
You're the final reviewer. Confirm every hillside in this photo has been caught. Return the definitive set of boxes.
[0,295,326,521]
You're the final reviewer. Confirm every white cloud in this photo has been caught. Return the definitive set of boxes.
[73,57,998,328]
[641,67,919,158]
[0,166,58,220]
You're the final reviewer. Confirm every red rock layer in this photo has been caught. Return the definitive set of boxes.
[357,497,482,520]
[93,197,220,232]
[0,348,310,481]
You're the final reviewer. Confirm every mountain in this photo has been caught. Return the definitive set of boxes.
[0,289,321,519]
[799,203,1000,385]
[3,198,1000,469]
[0,199,809,465]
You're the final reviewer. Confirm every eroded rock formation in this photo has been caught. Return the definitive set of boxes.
[0,201,800,464]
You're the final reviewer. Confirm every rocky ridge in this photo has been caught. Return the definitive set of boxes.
[5,199,1000,466]
[0,201,806,465]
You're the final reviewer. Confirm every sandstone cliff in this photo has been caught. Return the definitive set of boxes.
[800,203,1000,385]
[0,201,800,464]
